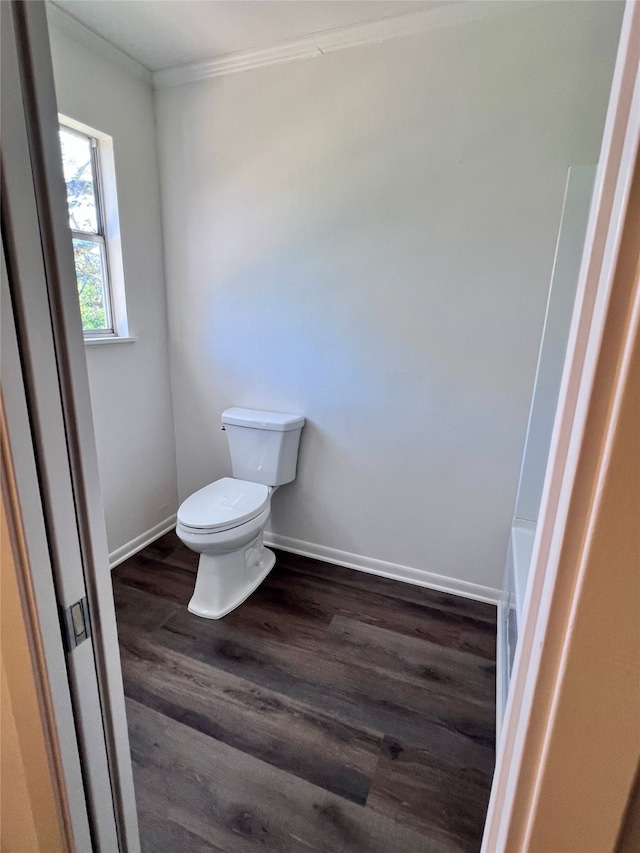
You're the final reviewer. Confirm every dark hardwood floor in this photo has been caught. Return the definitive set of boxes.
[112,533,496,852]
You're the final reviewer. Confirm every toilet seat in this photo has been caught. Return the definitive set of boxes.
[177,477,270,534]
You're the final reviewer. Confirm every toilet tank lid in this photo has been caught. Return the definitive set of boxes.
[222,408,305,431]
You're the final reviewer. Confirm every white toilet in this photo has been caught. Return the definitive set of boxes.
[176,408,305,619]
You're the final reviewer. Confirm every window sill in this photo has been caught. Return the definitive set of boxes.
[84,336,137,347]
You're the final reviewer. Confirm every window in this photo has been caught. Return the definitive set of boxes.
[59,117,129,340]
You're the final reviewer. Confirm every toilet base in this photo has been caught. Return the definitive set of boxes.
[188,536,276,620]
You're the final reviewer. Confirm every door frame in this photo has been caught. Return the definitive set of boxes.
[483,1,640,849]
[1,2,139,849]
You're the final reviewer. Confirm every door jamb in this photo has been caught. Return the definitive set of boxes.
[483,2,640,849]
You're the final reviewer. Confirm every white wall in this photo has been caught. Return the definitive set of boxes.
[49,22,178,560]
[156,1,621,594]
[514,166,596,526]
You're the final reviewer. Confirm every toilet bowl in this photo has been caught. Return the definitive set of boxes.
[176,408,304,619]
[176,478,276,619]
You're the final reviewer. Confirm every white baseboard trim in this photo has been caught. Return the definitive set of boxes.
[108,514,177,570]
[263,532,501,605]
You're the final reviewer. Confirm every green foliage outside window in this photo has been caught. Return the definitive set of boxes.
[73,240,107,330]
[60,127,110,333]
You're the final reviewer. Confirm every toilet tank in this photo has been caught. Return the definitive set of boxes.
[221,408,305,486]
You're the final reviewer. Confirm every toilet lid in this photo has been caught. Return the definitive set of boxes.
[177,478,270,532]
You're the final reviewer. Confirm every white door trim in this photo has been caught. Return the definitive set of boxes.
[2,2,139,849]
[482,2,640,849]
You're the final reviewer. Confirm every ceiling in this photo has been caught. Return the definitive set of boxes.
[50,1,444,72]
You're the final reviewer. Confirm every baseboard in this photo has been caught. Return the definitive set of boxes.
[263,532,501,605]
[108,514,177,569]
[109,521,501,603]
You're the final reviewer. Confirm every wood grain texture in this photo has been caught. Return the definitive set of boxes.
[127,699,455,853]
[113,582,179,633]
[155,609,495,769]
[112,535,496,851]
[262,567,496,659]
[119,626,382,804]
[367,737,493,852]
[273,549,496,625]
[114,554,193,604]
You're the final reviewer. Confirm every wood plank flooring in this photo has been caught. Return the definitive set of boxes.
[112,534,496,852]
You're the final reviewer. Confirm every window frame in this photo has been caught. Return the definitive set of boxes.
[59,115,129,341]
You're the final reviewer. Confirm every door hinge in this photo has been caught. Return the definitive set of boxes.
[61,597,91,651]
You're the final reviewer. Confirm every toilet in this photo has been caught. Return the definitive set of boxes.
[176,408,305,619]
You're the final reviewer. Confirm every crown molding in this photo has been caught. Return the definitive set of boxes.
[46,2,153,85]
[154,1,507,89]
[154,35,322,89]
[46,1,512,91]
